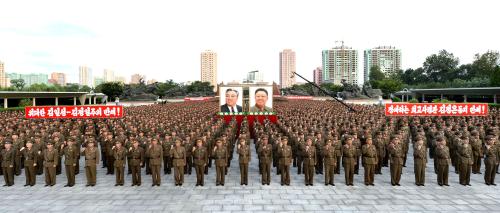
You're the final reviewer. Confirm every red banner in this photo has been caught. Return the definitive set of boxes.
[184,97,212,101]
[285,96,313,100]
[25,105,124,119]
[385,103,488,116]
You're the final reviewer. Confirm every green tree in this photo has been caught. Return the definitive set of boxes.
[320,82,343,94]
[369,65,385,83]
[377,78,403,96]
[423,50,460,82]
[491,66,500,87]
[471,51,500,78]
[100,82,124,99]
[10,79,25,90]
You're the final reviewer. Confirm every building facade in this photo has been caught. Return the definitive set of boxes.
[103,69,115,82]
[313,67,323,85]
[50,72,67,86]
[201,50,218,91]
[364,46,401,82]
[79,66,93,87]
[279,49,296,88]
[322,46,359,86]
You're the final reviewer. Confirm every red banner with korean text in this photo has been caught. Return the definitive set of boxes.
[25,105,124,119]
[385,103,488,116]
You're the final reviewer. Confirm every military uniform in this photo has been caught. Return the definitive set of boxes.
[333,140,342,174]
[322,143,337,185]
[83,145,99,186]
[43,147,58,186]
[413,144,427,186]
[170,146,186,186]
[362,143,377,185]
[21,146,38,186]
[61,144,79,187]
[435,145,451,186]
[113,146,128,186]
[193,146,208,186]
[342,144,356,185]
[184,141,194,175]
[458,143,473,185]
[258,143,273,185]
[212,145,228,185]
[162,139,173,174]
[303,145,316,185]
[237,144,251,185]
[128,146,144,186]
[484,142,498,185]
[1,144,16,186]
[277,144,292,185]
[389,143,404,186]
[470,135,482,174]
[147,144,163,186]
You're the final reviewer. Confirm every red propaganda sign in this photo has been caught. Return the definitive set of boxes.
[25,105,124,119]
[385,103,488,116]
[285,96,313,100]
[184,97,212,101]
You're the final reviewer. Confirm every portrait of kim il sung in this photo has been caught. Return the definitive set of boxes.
[220,87,243,113]
[249,87,273,112]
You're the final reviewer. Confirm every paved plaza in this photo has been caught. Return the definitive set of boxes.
[1,143,500,213]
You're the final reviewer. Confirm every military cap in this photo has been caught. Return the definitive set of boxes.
[4,140,12,145]
[486,135,496,141]
[46,141,54,145]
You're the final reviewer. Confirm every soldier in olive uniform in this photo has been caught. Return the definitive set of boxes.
[105,134,115,175]
[257,136,273,185]
[170,139,186,186]
[212,139,228,186]
[303,138,316,186]
[43,142,58,186]
[388,137,404,186]
[20,140,37,186]
[352,133,362,174]
[374,132,386,174]
[1,141,16,186]
[458,136,473,186]
[113,141,127,186]
[323,139,337,186]
[128,140,144,186]
[277,138,292,186]
[342,136,356,186]
[60,139,79,187]
[435,137,450,186]
[413,137,427,186]
[484,135,498,185]
[82,140,99,187]
[193,139,208,186]
[147,138,163,186]
[237,138,251,185]
[162,135,173,174]
[333,137,342,174]
[362,137,377,186]
[12,134,24,176]
[470,131,482,174]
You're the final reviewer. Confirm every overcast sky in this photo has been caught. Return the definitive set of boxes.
[0,0,499,84]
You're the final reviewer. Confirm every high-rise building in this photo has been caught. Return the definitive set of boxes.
[94,77,104,86]
[0,61,7,88]
[115,76,126,84]
[103,69,115,82]
[79,66,93,87]
[313,67,323,85]
[279,49,296,88]
[245,70,264,83]
[322,45,359,85]
[364,46,401,82]
[7,73,48,87]
[130,74,143,84]
[49,72,67,86]
[200,50,217,91]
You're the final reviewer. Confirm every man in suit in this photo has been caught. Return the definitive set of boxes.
[249,88,272,112]
[220,88,243,113]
